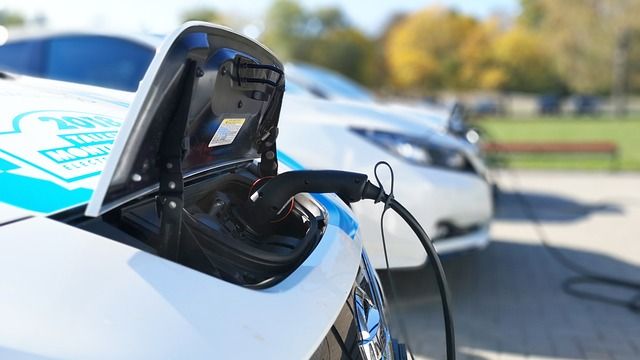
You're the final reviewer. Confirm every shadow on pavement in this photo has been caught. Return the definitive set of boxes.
[495,189,623,223]
[379,240,640,360]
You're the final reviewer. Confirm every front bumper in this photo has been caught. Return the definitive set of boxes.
[352,162,493,269]
[433,223,490,255]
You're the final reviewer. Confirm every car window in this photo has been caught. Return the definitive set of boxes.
[290,64,375,102]
[0,40,43,76]
[284,80,315,98]
[44,36,154,91]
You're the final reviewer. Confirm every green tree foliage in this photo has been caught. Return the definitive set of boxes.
[518,0,545,28]
[384,7,560,93]
[492,26,563,92]
[385,7,481,91]
[260,0,309,60]
[182,8,222,23]
[305,28,382,87]
[260,0,381,87]
[521,0,640,94]
[184,1,640,96]
[0,10,25,27]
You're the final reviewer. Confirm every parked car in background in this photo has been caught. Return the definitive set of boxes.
[538,94,562,115]
[572,95,601,116]
[0,23,401,359]
[281,84,493,268]
[469,97,505,117]
[285,62,482,146]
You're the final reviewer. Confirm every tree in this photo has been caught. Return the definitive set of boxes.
[492,26,561,92]
[384,7,497,92]
[260,0,381,87]
[181,7,235,28]
[520,0,640,113]
[518,0,545,29]
[260,0,308,59]
[303,28,381,87]
[182,8,222,23]
[458,18,506,90]
[0,10,25,27]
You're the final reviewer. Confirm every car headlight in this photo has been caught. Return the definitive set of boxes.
[354,252,394,360]
[351,128,473,172]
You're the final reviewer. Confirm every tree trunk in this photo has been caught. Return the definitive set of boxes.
[611,29,630,117]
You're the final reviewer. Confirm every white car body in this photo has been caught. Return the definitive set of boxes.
[286,62,452,132]
[0,29,491,270]
[0,23,396,359]
[278,93,493,268]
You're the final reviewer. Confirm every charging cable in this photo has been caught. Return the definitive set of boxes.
[238,163,456,360]
[505,171,640,313]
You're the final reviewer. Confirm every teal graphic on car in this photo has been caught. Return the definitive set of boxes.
[0,110,123,183]
[0,157,92,213]
[0,110,124,213]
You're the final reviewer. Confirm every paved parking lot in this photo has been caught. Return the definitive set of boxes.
[382,170,640,360]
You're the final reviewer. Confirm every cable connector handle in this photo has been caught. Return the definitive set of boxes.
[237,170,388,234]
[250,170,371,212]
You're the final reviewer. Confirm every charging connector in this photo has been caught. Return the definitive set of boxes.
[235,167,456,360]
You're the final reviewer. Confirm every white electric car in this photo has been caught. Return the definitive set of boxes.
[285,62,475,143]
[0,29,492,269]
[0,23,404,359]
[278,87,493,268]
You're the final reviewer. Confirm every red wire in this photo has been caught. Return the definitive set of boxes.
[248,176,274,198]
[248,175,294,223]
[270,198,295,223]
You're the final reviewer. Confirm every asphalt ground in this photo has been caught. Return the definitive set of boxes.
[381,170,640,360]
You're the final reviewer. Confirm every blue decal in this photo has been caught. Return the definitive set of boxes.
[0,110,124,213]
[0,159,92,213]
[0,111,123,183]
[277,150,304,170]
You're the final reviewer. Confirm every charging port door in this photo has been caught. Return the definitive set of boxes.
[85,22,285,218]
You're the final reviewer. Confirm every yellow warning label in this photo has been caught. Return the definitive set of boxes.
[208,118,246,147]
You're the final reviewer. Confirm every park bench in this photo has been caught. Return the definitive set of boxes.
[482,141,619,170]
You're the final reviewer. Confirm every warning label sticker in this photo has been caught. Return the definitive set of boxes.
[208,118,246,147]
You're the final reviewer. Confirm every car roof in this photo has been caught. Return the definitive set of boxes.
[2,28,162,49]
[285,62,376,103]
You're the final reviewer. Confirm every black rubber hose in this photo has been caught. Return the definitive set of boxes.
[239,171,457,359]
[387,197,456,360]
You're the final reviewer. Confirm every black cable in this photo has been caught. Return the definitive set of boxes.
[368,162,456,360]
[506,170,640,314]
[387,198,456,359]
[241,165,457,358]
[372,162,417,360]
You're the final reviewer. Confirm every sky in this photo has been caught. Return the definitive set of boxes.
[2,0,520,36]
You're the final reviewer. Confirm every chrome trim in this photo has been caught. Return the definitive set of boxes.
[355,255,394,360]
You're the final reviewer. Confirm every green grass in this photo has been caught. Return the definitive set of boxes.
[476,116,640,171]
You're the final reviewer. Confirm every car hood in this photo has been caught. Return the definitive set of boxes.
[0,188,361,359]
[281,93,441,135]
[279,93,488,177]
[281,93,472,154]
[0,75,132,221]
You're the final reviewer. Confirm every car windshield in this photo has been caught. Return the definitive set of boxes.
[44,35,155,91]
[0,34,159,91]
[284,79,315,97]
[288,63,375,102]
